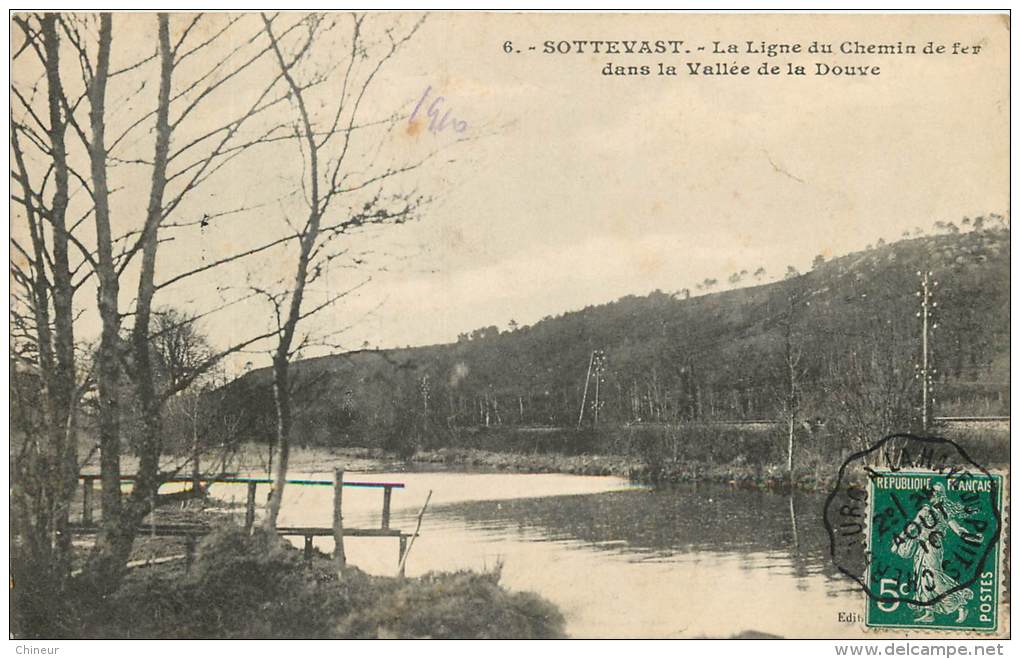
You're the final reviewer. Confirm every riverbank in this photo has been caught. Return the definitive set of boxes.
[233,444,852,492]
[88,419,1009,495]
[51,499,565,639]
[409,447,834,491]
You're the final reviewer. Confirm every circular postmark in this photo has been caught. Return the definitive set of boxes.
[823,433,1002,629]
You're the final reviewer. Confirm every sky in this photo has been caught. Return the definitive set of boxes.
[10,12,1009,374]
[312,13,1009,356]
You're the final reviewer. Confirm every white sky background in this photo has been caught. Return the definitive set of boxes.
[10,12,1009,374]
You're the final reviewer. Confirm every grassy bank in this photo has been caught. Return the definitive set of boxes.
[411,447,834,491]
[409,421,1009,492]
[49,521,564,639]
[412,423,839,492]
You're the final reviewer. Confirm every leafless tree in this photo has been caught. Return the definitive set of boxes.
[778,292,808,475]
[254,12,438,533]
[151,308,219,491]
[10,13,90,631]
[73,11,312,591]
[824,321,918,458]
[11,11,450,620]
[151,308,214,394]
[11,11,344,602]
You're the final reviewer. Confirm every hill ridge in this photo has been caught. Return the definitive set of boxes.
[221,225,1009,448]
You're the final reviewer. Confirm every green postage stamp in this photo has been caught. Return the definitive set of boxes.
[865,471,1003,631]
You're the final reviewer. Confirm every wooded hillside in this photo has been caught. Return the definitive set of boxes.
[220,222,1009,450]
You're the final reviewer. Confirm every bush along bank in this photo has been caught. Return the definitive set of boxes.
[407,421,1009,492]
[410,446,835,492]
[413,447,639,477]
[66,525,566,639]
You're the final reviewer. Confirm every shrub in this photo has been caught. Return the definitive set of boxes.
[336,569,566,639]
[82,524,565,639]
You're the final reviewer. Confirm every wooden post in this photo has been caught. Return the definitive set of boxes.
[191,410,201,496]
[304,535,313,562]
[398,535,408,577]
[332,467,346,568]
[244,481,257,532]
[381,486,393,529]
[397,490,432,577]
[82,478,93,526]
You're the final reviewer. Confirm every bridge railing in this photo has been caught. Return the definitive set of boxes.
[73,470,413,574]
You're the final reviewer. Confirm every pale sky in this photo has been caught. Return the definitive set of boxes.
[312,13,1009,356]
[11,13,1009,373]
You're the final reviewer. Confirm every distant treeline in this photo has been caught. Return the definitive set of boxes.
[218,225,1009,457]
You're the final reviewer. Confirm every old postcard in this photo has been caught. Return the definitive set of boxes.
[8,9,1010,645]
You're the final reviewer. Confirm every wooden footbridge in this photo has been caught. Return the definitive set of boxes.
[71,468,424,575]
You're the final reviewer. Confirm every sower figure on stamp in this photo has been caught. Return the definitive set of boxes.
[892,483,978,624]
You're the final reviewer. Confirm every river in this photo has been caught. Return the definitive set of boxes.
[205,467,863,638]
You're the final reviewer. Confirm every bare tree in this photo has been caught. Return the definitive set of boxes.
[11,11,331,597]
[151,308,215,491]
[825,322,918,458]
[11,11,449,620]
[255,12,434,533]
[151,308,213,393]
[778,294,807,476]
[9,13,85,633]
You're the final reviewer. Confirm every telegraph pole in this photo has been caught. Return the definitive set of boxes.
[577,351,596,428]
[577,349,606,428]
[420,374,430,416]
[593,350,606,426]
[917,270,939,431]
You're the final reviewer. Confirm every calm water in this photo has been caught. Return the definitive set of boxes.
[203,469,862,638]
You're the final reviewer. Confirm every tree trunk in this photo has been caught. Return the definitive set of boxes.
[264,356,292,529]
[8,16,79,631]
[42,13,78,573]
[127,13,174,518]
[782,300,800,478]
[261,16,324,530]
[191,395,201,495]
[787,411,795,475]
[86,13,130,592]
[42,10,78,579]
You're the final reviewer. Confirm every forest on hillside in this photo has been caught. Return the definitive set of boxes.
[216,220,1009,456]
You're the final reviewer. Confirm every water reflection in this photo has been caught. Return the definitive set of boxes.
[417,485,863,637]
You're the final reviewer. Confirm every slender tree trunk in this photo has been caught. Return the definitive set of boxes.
[84,14,134,592]
[128,13,174,516]
[8,16,79,630]
[42,11,78,579]
[255,13,426,528]
[265,356,292,529]
[86,14,177,592]
[191,396,201,495]
[11,128,62,582]
[787,411,795,474]
[782,307,800,478]
[261,15,323,530]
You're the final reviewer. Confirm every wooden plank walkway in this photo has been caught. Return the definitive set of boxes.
[69,523,410,538]
[72,469,415,574]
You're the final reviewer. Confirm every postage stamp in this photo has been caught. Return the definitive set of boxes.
[865,471,1003,631]
[824,433,1006,635]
